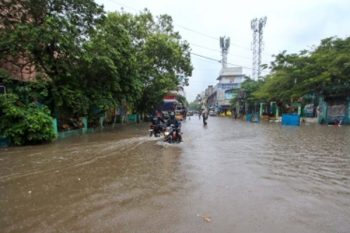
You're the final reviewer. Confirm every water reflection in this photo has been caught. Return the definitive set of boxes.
[1,119,350,233]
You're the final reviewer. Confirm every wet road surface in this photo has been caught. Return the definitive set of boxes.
[1,117,350,233]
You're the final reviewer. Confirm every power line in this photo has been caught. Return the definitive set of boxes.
[191,52,221,63]
[191,52,253,70]
[190,43,252,60]
[102,0,256,52]
[191,52,270,75]
[175,25,218,41]
[101,0,270,73]
[176,24,252,51]
[103,0,139,12]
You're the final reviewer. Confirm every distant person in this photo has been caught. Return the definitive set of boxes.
[316,105,320,117]
[167,112,182,141]
[152,110,164,127]
[202,108,208,125]
[155,110,163,119]
[167,112,179,127]
[233,107,237,119]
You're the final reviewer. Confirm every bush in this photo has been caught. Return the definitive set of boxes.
[0,94,55,145]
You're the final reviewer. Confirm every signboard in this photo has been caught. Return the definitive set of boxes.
[163,95,177,102]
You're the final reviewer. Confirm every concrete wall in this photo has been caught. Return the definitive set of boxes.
[318,96,350,124]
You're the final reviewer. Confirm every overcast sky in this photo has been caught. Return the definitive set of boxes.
[95,0,350,101]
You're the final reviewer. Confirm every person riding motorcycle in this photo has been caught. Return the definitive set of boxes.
[166,112,182,142]
[150,110,165,136]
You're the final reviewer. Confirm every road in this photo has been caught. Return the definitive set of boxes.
[1,116,350,232]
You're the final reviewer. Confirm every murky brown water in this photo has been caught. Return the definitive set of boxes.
[1,118,350,233]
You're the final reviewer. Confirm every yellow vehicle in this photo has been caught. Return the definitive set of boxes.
[175,110,184,121]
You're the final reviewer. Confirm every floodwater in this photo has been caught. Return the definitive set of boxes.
[0,117,350,233]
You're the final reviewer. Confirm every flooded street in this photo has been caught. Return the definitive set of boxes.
[1,117,350,233]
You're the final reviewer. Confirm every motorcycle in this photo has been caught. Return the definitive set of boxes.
[149,117,166,137]
[164,124,182,143]
[149,123,165,137]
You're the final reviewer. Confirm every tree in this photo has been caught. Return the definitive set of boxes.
[79,12,141,115]
[0,0,104,116]
[1,4,193,129]
[111,10,193,114]
[189,101,201,111]
[252,36,350,105]
[0,93,55,145]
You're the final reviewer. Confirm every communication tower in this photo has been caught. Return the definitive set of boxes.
[251,17,267,79]
[220,36,230,68]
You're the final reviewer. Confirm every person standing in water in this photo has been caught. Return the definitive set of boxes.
[202,108,208,125]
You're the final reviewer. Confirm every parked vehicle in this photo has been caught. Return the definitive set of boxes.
[209,110,217,116]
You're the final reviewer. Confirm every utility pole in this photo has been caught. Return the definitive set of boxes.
[251,17,267,80]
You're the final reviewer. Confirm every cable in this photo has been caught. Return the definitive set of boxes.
[103,0,139,12]
[191,52,221,63]
[190,43,252,60]
[177,24,252,51]
[175,25,218,41]
[100,0,269,72]
[191,52,253,70]
[102,0,258,52]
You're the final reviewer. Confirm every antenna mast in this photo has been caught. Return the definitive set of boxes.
[220,36,230,68]
[251,17,267,79]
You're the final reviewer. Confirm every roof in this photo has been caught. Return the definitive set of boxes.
[217,67,243,80]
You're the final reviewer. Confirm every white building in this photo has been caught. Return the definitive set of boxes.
[207,67,246,112]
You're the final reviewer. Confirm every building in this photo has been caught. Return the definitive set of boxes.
[0,2,38,81]
[206,67,246,112]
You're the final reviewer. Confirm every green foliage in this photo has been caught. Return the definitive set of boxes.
[109,10,193,114]
[189,101,201,111]
[0,0,105,117]
[0,69,49,105]
[252,36,350,104]
[0,94,55,145]
[1,3,193,132]
[80,12,142,113]
[176,95,188,107]
[230,78,264,109]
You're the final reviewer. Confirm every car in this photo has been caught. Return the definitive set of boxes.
[209,110,217,116]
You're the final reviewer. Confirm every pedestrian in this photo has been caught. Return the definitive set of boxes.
[202,108,208,125]
[233,107,237,119]
[316,105,320,118]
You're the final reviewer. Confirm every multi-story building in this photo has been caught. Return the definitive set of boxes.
[207,67,246,112]
[0,2,38,81]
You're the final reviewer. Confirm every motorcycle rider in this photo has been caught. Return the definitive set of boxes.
[151,110,165,136]
[167,111,182,142]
